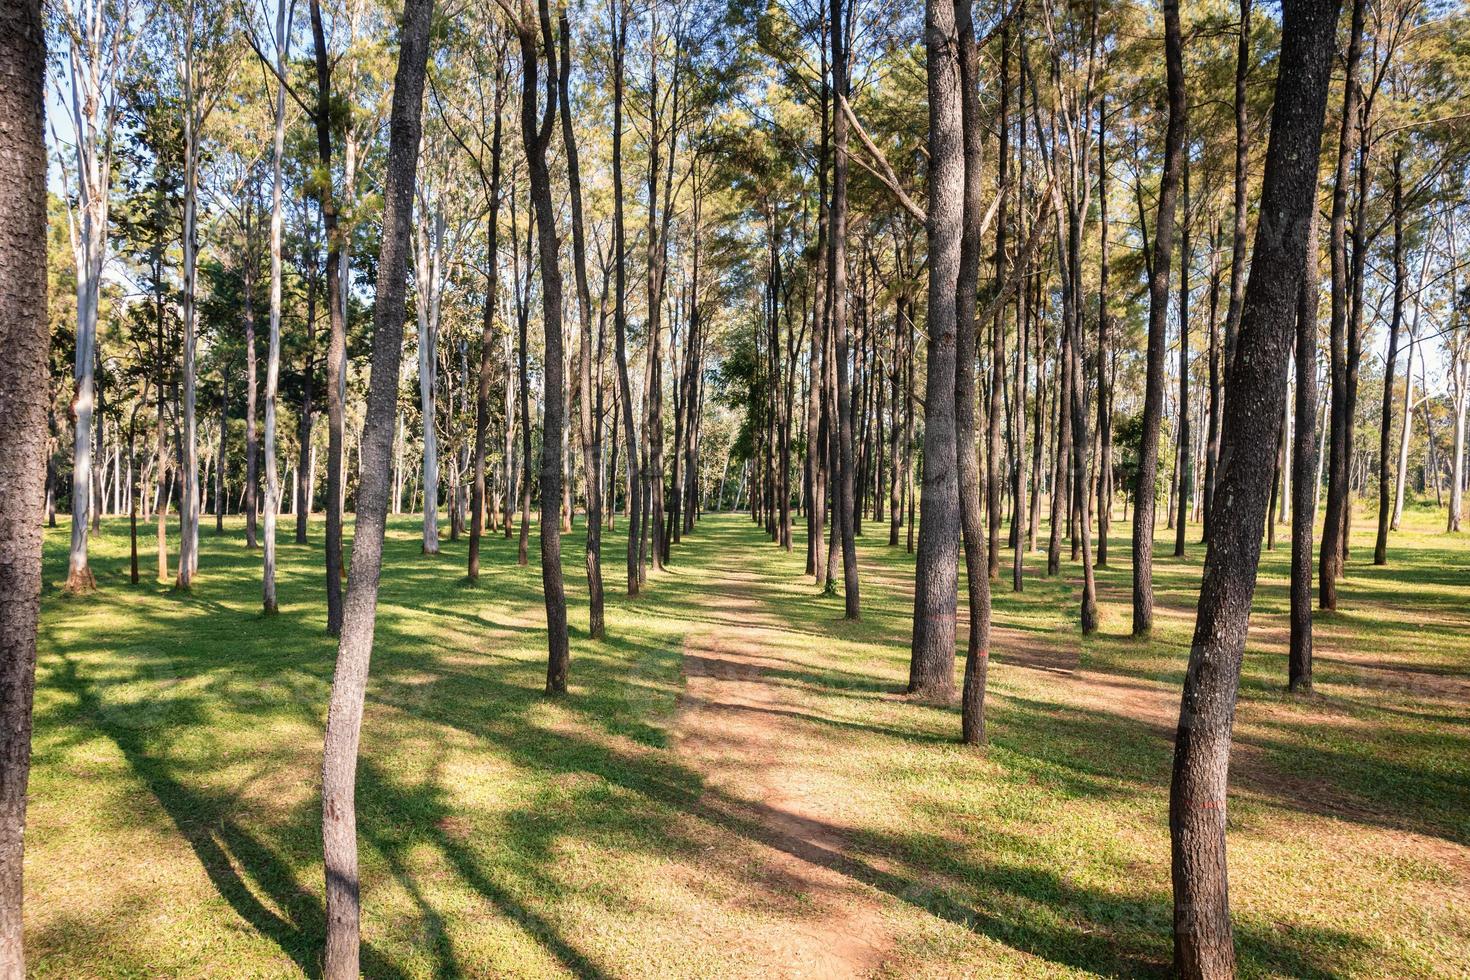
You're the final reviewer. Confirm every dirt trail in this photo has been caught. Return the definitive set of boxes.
[673,567,895,979]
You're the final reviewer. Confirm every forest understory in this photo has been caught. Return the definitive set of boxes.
[28,506,1469,979]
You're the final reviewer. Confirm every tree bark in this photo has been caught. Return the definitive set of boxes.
[261,0,289,616]
[830,0,859,619]
[1374,150,1404,566]
[560,11,603,637]
[1290,205,1321,692]
[320,0,433,971]
[310,0,347,634]
[518,0,570,692]
[956,0,991,741]
[0,3,49,967]
[1320,0,1365,609]
[909,0,963,702]
[1132,0,1186,636]
[1170,2,1339,973]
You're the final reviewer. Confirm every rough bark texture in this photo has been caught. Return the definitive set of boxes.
[261,0,289,616]
[561,11,604,638]
[310,0,346,634]
[1320,0,1365,610]
[955,0,991,742]
[319,0,433,971]
[1132,0,1186,636]
[610,2,640,597]
[1290,206,1321,692]
[519,0,571,693]
[1374,152,1404,566]
[470,68,504,585]
[0,3,48,969]
[1169,2,1339,974]
[909,0,962,702]
[830,0,860,620]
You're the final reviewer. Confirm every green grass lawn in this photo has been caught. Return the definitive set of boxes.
[27,501,1470,977]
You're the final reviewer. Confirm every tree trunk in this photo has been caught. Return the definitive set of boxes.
[1320,0,1365,609]
[0,6,49,966]
[320,0,433,971]
[1290,205,1321,692]
[1374,150,1404,565]
[262,0,289,615]
[1170,3,1338,973]
[1132,0,1186,636]
[830,0,859,619]
[1175,144,1192,556]
[470,63,504,585]
[559,12,603,637]
[310,0,347,633]
[955,0,991,741]
[518,0,570,693]
[909,0,963,702]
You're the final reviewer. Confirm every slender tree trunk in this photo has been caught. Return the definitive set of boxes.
[1374,151,1405,565]
[470,64,504,585]
[262,0,289,615]
[1321,0,1365,609]
[830,0,859,619]
[1170,3,1338,973]
[1175,144,1191,556]
[517,0,570,692]
[1290,205,1321,692]
[320,0,433,972]
[1133,0,1186,636]
[311,0,347,633]
[610,1,640,595]
[956,0,992,741]
[560,12,603,637]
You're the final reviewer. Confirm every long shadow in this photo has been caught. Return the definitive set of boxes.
[48,653,408,980]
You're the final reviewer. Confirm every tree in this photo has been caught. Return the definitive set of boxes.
[52,0,140,592]
[0,0,50,969]
[1169,0,1341,971]
[1132,0,1186,637]
[909,0,962,702]
[310,0,345,634]
[560,10,605,638]
[260,0,289,615]
[514,0,571,693]
[319,0,434,970]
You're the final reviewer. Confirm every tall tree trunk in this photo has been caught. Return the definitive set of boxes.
[910,0,963,701]
[262,0,289,615]
[1175,144,1191,555]
[1374,150,1404,566]
[830,0,859,619]
[0,4,49,966]
[311,0,347,633]
[560,11,603,638]
[1290,205,1321,692]
[1169,2,1338,973]
[1132,0,1186,636]
[518,0,570,693]
[611,0,640,595]
[955,0,992,741]
[1320,0,1365,609]
[470,62,505,585]
[1096,99,1112,569]
[320,0,433,971]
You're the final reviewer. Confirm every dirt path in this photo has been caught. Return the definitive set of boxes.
[673,567,896,979]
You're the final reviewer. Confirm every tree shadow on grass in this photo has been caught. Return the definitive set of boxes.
[48,653,409,980]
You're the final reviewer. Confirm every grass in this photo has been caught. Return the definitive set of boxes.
[27,499,1470,978]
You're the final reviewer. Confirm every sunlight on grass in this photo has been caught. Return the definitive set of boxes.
[27,504,1470,978]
